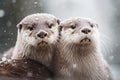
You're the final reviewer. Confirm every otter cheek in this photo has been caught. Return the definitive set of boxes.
[71,34,80,43]
[48,35,55,44]
[47,27,59,44]
[92,31,99,43]
[48,32,58,44]
[28,37,37,45]
[22,31,36,45]
[22,32,29,41]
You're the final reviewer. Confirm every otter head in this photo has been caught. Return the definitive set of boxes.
[17,13,60,47]
[60,17,99,47]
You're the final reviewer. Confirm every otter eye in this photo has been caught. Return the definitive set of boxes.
[70,25,76,29]
[48,24,54,28]
[90,24,94,28]
[27,26,34,31]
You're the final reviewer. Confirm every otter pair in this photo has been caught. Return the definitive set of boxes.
[2,13,113,80]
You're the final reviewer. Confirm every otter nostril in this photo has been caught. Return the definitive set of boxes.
[37,32,47,38]
[44,33,47,37]
[81,28,91,34]
[88,30,91,32]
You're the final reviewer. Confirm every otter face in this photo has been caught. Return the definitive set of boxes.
[60,18,99,45]
[17,13,60,46]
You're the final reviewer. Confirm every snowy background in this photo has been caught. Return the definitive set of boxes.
[0,0,120,80]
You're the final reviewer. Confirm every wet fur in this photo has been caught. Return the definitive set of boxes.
[53,18,113,80]
[12,13,60,69]
[0,59,53,80]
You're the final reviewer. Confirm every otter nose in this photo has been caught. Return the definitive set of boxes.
[81,28,91,34]
[37,31,47,38]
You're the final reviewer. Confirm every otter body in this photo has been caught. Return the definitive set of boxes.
[0,59,53,80]
[53,18,113,80]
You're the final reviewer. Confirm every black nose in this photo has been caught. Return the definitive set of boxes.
[37,31,47,38]
[81,28,91,34]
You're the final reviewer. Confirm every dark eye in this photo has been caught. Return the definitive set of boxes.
[70,25,76,29]
[90,24,94,28]
[27,26,34,31]
[48,24,54,28]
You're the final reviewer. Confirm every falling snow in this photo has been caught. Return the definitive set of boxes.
[12,0,16,3]
[0,9,5,18]
[73,64,77,69]
[34,1,38,7]
[4,43,8,46]
[6,21,12,27]
[4,30,6,33]
[8,38,10,40]
[27,72,33,77]
[25,61,27,64]
[2,57,7,61]
[10,33,14,35]
[34,2,38,5]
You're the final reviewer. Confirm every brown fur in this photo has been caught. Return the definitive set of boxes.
[53,18,113,80]
[0,59,53,80]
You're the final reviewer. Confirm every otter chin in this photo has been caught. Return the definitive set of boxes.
[53,17,113,80]
[37,41,48,47]
[80,37,91,45]
[38,41,48,45]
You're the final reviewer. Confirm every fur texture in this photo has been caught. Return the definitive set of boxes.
[12,13,60,69]
[53,17,113,80]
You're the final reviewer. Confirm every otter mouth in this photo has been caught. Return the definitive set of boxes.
[37,41,48,46]
[80,37,91,45]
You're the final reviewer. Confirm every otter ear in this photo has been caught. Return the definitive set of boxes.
[57,19,61,25]
[17,23,22,30]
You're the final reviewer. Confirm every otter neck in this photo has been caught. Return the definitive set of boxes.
[59,39,103,64]
[12,32,54,67]
[59,40,107,79]
[62,41,99,55]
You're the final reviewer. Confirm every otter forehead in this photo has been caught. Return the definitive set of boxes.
[61,17,95,29]
[19,13,58,26]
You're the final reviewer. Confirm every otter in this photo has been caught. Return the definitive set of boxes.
[0,13,60,80]
[11,13,60,69]
[53,18,113,80]
[0,59,53,80]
